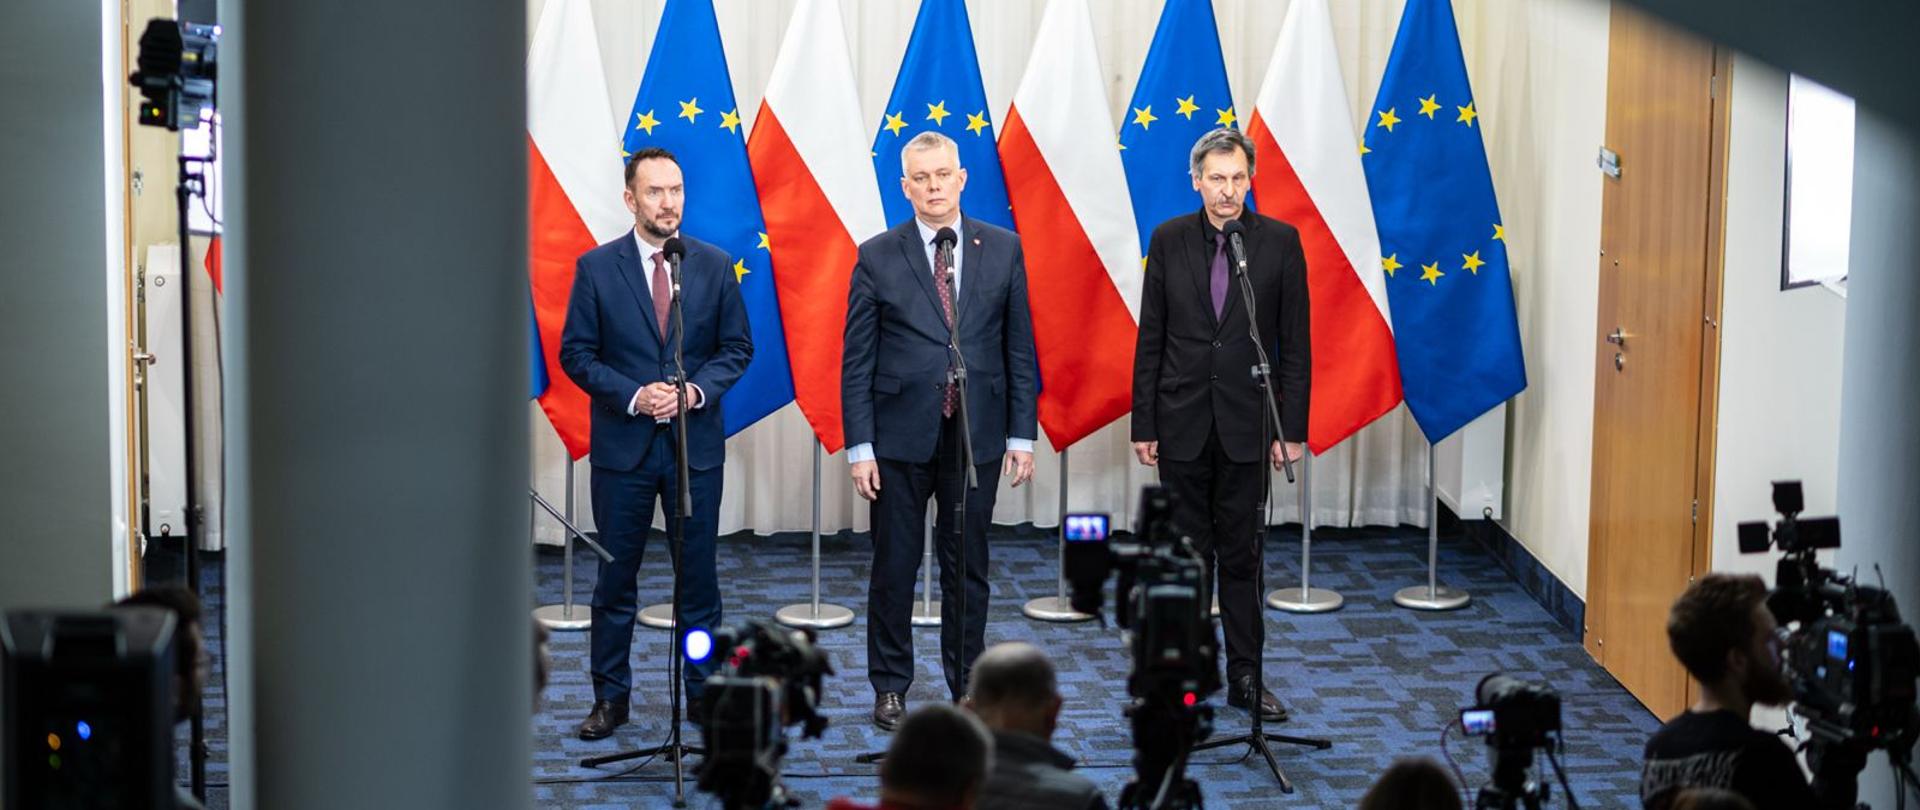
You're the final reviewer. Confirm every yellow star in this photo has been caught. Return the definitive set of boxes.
[1381,254,1402,277]
[1358,142,1371,156]
[756,232,770,251]
[719,109,741,134]
[925,100,950,126]
[634,109,660,135]
[732,259,750,283]
[1376,107,1400,133]
[1215,107,1237,127]
[883,111,908,137]
[965,111,989,136]
[1418,94,1441,119]
[677,97,703,124]
[1131,106,1158,130]
[1492,223,1506,241]
[1462,251,1486,275]
[1175,95,1200,119]
[1456,102,1478,127]
[1420,261,1444,285]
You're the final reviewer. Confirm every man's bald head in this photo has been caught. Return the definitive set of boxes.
[967,642,1062,737]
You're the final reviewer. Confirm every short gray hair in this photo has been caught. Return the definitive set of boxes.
[1189,127,1256,178]
[900,130,961,176]
[968,642,1057,712]
[880,704,993,803]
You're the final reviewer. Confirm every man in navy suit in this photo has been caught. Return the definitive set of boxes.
[842,131,1040,730]
[561,146,752,740]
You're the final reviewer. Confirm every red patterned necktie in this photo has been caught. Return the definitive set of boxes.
[651,251,671,339]
[934,241,956,418]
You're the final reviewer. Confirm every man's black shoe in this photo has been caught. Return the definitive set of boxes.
[873,692,906,731]
[577,700,629,740]
[1226,675,1290,723]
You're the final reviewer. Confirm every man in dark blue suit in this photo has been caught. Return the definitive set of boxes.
[843,131,1040,730]
[561,147,752,740]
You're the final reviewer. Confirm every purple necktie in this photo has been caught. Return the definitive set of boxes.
[934,239,957,417]
[1211,233,1229,317]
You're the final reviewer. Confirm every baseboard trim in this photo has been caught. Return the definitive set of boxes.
[1441,505,1585,636]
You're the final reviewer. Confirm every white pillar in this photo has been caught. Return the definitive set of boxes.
[1834,108,1920,810]
[225,0,530,806]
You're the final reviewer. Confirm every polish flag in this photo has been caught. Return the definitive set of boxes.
[999,0,1143,450]
[1247,0,1402,453]
[527,0,631,459]
[748,0,887,452]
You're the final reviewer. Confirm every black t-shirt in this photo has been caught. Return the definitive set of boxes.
[1640,710,1814,810]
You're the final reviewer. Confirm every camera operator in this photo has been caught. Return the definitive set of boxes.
[966,643,1107,810]
[111,587,212,810]
[827,704,994,810]
[1641,573,1867,810]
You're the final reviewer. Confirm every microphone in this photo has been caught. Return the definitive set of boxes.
[661,236,686,292]
[934,226,959,319]
[1222,219,1249,277]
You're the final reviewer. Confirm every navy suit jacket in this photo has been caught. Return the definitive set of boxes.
[560,232,752,472]
[842,216,1039,465]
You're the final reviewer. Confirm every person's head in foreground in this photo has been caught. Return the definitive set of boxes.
[1358,757,1463,810]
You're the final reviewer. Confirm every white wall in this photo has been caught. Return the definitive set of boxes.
[1709,57,1847,579]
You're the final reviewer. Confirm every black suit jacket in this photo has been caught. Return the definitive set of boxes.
[559,232,753,473]
[842,216,1040,464]
[1131,210,1310,464]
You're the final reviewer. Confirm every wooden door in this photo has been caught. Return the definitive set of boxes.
[1583,5,1730,720]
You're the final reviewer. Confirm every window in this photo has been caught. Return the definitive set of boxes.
[1782,74,1853,292]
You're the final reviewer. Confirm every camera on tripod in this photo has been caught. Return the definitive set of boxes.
[1739,480,1919,754]
[685,619,833,810]
[130,19,219,132]
[1459,673,1571,809]
[1064,485,1222,809]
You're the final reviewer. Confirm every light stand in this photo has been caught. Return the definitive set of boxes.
[1392,444,1471,611]
[533,463,614,631]
[774,440,855,629]
[1268,453,1344,613]
[1188,221,1330,791]
[1023,449,1093,622]
[579,240,702,806]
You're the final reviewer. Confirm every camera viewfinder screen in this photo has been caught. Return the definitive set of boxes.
[1826,630,1848,662]
[1460,709,1496,735]
[1063,514,1109,542]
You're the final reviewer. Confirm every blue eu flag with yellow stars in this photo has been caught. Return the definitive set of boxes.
[1361,0,1526,443]
[1120,0,1243,255]
[871,0,1012,229]
[623,0,791,436]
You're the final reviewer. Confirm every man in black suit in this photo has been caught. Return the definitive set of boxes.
[1130,127,1310,723]
[561,146,753,740]
[843,131,1040,730]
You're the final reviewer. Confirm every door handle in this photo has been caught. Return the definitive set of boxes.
[1605,328,1628,348]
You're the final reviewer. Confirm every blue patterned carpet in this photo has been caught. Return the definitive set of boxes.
[168,522,1658,808]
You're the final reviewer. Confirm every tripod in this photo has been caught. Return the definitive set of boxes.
[579,240,704,806]
[1188,221,1330,792]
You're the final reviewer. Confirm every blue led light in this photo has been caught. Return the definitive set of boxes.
[76,721,92,741]
[684,628,714,663]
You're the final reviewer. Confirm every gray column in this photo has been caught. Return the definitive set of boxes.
[229,1,529,807]
[1835,108,1919,810]
[0,0,122,608]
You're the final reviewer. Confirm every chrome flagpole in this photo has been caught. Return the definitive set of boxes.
[1270,452,1342,612]
[534,459,613,630]
[911,506,940,626]
[1023,448,1091,622]
[777,440,855,629]
[1393,442,1469,610]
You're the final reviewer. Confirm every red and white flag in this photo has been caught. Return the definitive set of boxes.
[527,0,631,459]
[1247,0,1402,453]
[747,0,887,453]
[999,0,1142,450]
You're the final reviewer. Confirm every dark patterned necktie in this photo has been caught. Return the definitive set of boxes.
[651,251,671,339]
[1211,233,1229,318]
[934,240,956,418]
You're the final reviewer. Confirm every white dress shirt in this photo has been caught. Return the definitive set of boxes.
[627,229,705,421]
[848,214,1034,464]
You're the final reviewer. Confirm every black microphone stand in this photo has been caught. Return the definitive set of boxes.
[1189,221,1330,792]
[580,241,703,807]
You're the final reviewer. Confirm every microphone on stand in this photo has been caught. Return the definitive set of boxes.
[662,236,686,294]
[933,226,958,312]
[1223,218,1250,277]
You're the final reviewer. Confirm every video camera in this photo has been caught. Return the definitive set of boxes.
[686,619,832,810]
[1739,481,1918,754]
[129,19,219,131]
[1459,673,1570,809]
[1064,485,1221,809]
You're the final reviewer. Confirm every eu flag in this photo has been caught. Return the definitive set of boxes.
[624,0,792,436]
[1361,0,1526,443]
[1120,0,1243,255]
[871,0,1013,229]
